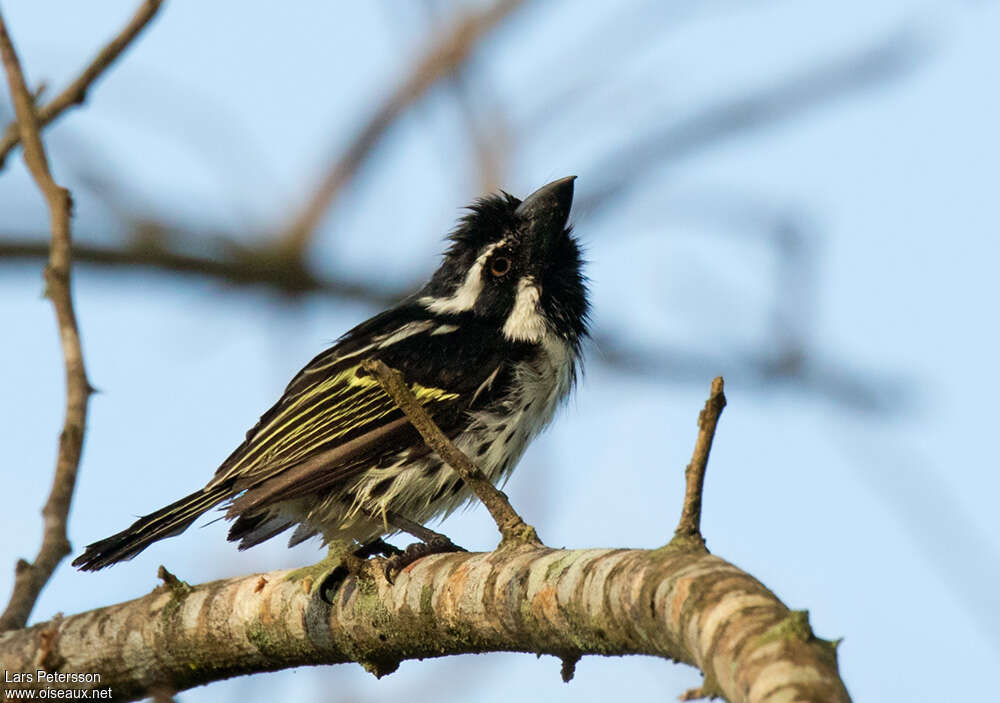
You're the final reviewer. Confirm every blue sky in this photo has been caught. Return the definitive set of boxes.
[2,1,998,701]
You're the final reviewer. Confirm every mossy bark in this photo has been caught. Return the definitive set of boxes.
[0,546,850,703]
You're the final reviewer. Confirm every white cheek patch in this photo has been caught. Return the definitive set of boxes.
[502,277,547,343]
[419,242,501,314]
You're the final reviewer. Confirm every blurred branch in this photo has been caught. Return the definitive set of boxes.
[647,191,824,368]
[0,233,408,303]
[1,229,901,412]
[661,193,823,360]
[0,0,163,170]
[445,69,508,194]
[594,334,906,413]
[576,28,927,217]
[419,0,509,193]
[278,0,527,255]
[520,0,717,133]
[0,10,92,632]
[615,191,867,407]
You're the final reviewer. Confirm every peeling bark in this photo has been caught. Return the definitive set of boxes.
[0,545,849,702]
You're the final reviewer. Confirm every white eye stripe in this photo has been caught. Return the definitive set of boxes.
[419,241,504,314]
[502,277,546,343]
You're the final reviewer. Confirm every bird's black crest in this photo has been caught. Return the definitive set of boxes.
[447,191,522,253]
[422,192,522,300]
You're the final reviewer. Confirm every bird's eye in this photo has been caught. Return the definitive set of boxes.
[490,256,511,277]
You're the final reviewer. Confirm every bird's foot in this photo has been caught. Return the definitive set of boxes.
[353,537,403,559]
[288,542,364,603]
[383,534,465,583]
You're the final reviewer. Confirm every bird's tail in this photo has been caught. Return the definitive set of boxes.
[72,485,231,571]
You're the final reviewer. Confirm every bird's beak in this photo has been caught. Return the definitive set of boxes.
[515,176,576,256]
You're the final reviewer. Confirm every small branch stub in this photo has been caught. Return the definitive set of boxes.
[560,653,581,683]
[673,376,726,548]
[155,566,191,598]
[361,358,541,547]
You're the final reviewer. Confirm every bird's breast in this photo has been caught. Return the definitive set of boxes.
[462,333,576,484]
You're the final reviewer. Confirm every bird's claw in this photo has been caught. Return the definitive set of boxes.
[383,535,465,583]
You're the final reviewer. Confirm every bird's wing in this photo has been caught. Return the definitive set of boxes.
[211,306,530,514]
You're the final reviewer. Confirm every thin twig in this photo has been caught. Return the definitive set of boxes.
[279,0,525,255]
[0,11,92,632]
[0,0,163,169]
[673,376,726,547]
[361,359,541,547]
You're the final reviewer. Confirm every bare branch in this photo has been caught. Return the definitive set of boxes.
[279,0,526,254]
[0,10,92,632]
[0,0,163,169]
[0,547,849,702]
[0,234,410,302]
[362,359,541,547]
[673,377,726,547]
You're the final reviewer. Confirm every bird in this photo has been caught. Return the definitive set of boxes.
[73,176,589,571]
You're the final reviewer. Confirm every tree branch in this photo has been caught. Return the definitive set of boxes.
[362,359,541,547]
[0,234,409,302]
[0,11,92,632]
[674,376,726,547]
[0,546,848,703]
[0,0,163,170]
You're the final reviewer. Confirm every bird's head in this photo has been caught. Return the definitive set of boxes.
[419,176,589,348]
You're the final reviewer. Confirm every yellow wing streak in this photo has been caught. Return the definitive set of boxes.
[272,379,459,458]
[225,365,375,473]
[263,388,387,454]
[259,397,397,466]
[221,363,459,479]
